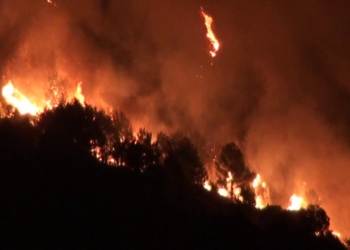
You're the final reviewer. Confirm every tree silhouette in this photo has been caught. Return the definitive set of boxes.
[0,112,37,164]
[36,100,108,163]
[215,142,256,206]
[121,128,158,173]
[239,184,256,206]
[155,132,207,186]
[0,101,347,249]
[305,204,330,235]
[219,143,246,178]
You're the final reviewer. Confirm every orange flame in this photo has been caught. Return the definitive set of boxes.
[332,231,342,239]
[2,81,41,115]
[218,187,228,197]
[2,80,86,117]
[203,180,212,191]
[201,7,220,57]
[252,174,269,209]
[287,194,307,210]
[203,172,269,208]
[74,82,85,106]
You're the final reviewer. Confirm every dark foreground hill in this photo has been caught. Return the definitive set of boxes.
[0,155,345,249]
[0,102,346,249]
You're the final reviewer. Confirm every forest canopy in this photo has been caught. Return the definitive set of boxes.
[0,100,346,249]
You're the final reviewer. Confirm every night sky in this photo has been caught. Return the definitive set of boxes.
[1,0,350,234]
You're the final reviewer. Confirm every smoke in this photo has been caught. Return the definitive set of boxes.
[1,0,350,234]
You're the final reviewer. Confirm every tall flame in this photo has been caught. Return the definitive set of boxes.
[252,174,269,209]
[287,194,307,211]
[201,7,220,57]
[74,82,85,106]
[2,81,40,115]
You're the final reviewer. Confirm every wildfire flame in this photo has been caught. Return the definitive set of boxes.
[201,7,220,57]
[74,82,85,106]
[2,80,331,229]
[2,81,41,116]
[203,180,212,191]
[1,80,86,116]
[203,171,269,208]
[218,187,228,197]
[252,174,269,209]
[287,194,307,211]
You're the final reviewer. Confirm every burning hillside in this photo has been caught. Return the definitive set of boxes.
[0,77,311,214]
[1,0,350,240]
[0,79,330,216]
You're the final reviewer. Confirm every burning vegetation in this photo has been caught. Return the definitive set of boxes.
[1,0,350,248]
[0,86,347,248]
[0,79,302,212]
[1,80,85,116]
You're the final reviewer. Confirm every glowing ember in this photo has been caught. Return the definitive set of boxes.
[47,0,57,6]
[201,7,220,57]
[203,180,212,191]
[218,187,228,197]
[332,231,342,238]
[227,171,233,182]
[287,194,307,211]
[74,82,85,106]
[2,81,41,115]
[233,186,241,197]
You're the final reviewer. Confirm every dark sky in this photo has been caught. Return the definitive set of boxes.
[1,0,350,234]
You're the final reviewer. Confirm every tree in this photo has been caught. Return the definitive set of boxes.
[36,100,108,162]
[239,184,256,206]
[215,142,256,206]
[305,205,330,235]
[0,112,37,164]
[109,111,133,166]
[219,143,246,179]
[156,132,207,186]
[122,128,158,173]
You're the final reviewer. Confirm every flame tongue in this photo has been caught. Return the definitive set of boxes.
[2,82,40,115]
[201,7,220,57]
[74,82,85,106]
[1,80,86,116]
[287,194,306,211]
[252,174,269,209]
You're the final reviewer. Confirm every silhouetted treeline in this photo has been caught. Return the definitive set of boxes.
[0,101,346,249]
